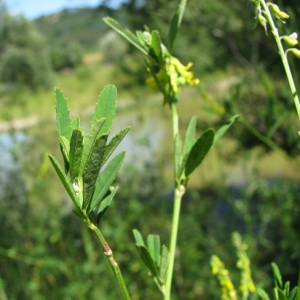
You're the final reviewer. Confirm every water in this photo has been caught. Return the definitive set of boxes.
[0,132,27,203]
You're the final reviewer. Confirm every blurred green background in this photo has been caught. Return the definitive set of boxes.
[0,0,300,299]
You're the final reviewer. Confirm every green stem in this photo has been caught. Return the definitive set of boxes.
[87,221,131,300]
[165,103,185,300]
[260,0,300,120]
[171,103,179,138]
[165,185,185,300]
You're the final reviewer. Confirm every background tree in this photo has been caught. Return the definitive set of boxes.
[0,7,53,89]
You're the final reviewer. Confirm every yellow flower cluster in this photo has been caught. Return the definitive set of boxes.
[232,232,256,296]
[211,233,256,300]
[211,255,237,300]
[146,55,199,104]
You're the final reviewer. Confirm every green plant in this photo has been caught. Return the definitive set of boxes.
[49,85,131,299]
[49,1,238,299]
[102,1,238,298]
[257,263,300,300]
[251,0,300,120]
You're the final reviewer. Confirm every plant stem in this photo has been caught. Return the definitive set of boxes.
[87,221,131,300]
[171,103,179,138]
[260,0,300,121]
[165,103,185,300]
[165,185,185,300]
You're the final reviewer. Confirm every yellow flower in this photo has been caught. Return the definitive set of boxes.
[168,57,200,92]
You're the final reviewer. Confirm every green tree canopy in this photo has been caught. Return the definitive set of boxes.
[0,7,53,89]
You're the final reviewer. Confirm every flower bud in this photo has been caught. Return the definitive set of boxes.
[257,13,267,32]
[268,3,289,20]
[287,48,300,58]
[281,33,298,46]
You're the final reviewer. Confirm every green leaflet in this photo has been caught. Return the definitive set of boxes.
[49,154,80,208]
[133,229,145,246]
[257,288,271,300]
[278,289,287,300]
[59,136,70,173]
[69,129,84,181]
[147,234,161,267]
[288,286,299,300]
[213,114,239,147]
[83,134,108,208]
[151,30,162,61]
[175,116,197,180]
[185,128,215,177]
[133,229,158,277]
[136,30,151,52]
[168,0,187,52]
[87,151,125,213]
[103,17,148,55]
[71,116,81,130]
[97,186,118,224]
[272,262,283,289]
[137,245,158,277]
[101,126,130,168]
[79,118,106,176]
[159,245,169,284]
[55,88,72,140]
[92,85,117,137]
[184,116,197,155]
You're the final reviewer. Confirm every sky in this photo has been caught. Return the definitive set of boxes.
[5,0,124,19]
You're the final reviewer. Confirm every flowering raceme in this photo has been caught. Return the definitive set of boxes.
[146,55,199,104]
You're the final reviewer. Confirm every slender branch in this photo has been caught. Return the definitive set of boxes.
[165,103,185,300]
[87,221,131,300]
[171,103,179,138]
[165,185,185,300]
[260,0,300,121]
[239,117,284,154]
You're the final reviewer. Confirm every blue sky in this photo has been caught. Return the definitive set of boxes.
[5,0,124,19]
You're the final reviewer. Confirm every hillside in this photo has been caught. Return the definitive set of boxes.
[33,7,112,50]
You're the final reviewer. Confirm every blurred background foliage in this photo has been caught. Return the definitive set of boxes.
[0,0,300,299]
